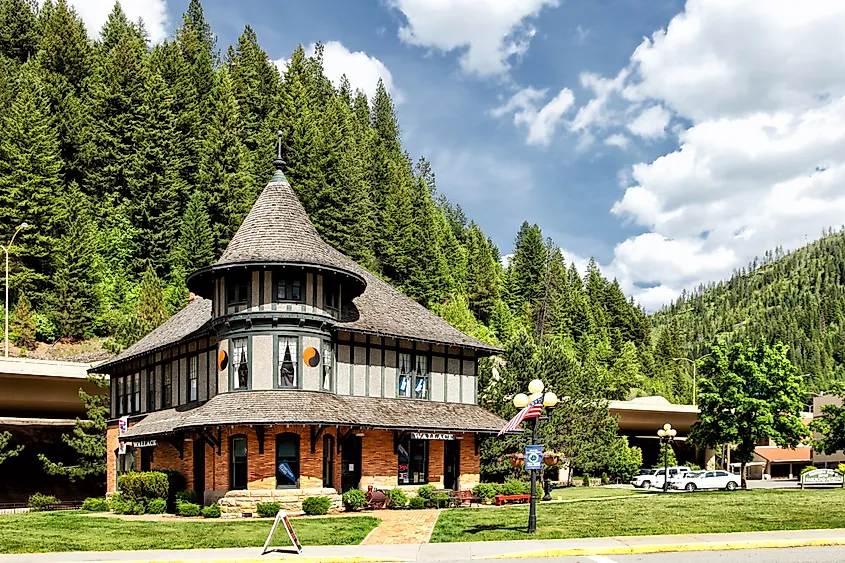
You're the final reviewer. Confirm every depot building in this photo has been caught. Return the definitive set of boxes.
[93,159,505,514]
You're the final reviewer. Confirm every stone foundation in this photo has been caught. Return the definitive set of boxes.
[218,487,342,517]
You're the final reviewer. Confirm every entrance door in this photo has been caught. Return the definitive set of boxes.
[341,436,362,492]
[444,440,460,490]
[193,439,205,497]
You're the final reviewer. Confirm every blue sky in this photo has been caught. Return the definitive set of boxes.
[74,1,845,310]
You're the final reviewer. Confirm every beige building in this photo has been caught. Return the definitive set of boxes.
[811,394,845,469]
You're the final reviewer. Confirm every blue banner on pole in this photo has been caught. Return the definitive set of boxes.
[525,444,543,470]
[278,461,297,484]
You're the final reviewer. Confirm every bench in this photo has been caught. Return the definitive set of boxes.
[494,494,531,506]
[449,489,481,508]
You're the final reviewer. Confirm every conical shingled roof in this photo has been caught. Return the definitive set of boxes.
[216,175,364,277]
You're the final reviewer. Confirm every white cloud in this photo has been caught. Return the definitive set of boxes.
[627,105,671,139]
[60,0,169,44]
[387,0,560,77]
[605,133,629,149]
[274,41,400,103]
[600,0,845,310]
[491,86,575,146]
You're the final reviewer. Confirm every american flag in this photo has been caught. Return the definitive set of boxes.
[498,395,544,436]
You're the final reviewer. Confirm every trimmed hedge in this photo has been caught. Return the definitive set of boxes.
[342,489,366,511]
[27,493,59,512]
[302,496,331,515]
[147,498,167,514]
[81,497,110,512]
[386,488,407,509]
[472,483,501,503]
[117,471,168,503]
[501,479,530,495]
[256,502,281,518]
[175,490,202,505]
[202,504,222,518]
[176,501,201,517]
[409,496,427,509]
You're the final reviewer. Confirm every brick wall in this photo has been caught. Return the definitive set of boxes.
[109,424,485,496]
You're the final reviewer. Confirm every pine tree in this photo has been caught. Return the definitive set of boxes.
[0,62,61,300]
[198,67,253,252]
[174,190,214,273]
[118,263,168,347]
[39,373,108,480]
[508,221,545,312]
[51,184,99,341]
[127,69,185,276]
[401,176,449,306]
[10,293,35,350]
[312,93,375,268]
[0,0,38,63]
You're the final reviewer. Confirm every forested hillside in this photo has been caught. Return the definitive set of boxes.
[0,0,689,410]
[652,228,845,392]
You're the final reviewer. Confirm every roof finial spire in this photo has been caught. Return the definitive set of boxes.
[272,129,287,182]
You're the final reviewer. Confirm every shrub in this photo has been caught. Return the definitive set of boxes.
[601,472,610,486]
[108,493,128,514]
[583,474,591,487]
[838,463,845,475]
[256,502,281,518]
[126,501,146,515]
[202,504,222,518]
[161,470,187,512]
[342,489,366,511]
[428,492,450,508]
[177,501,201,517]
[472,483,502,503]
[386,487,407,508]
[81,497,110,512]
[27,493,59,512]
[147,498,167,514]
[501,479,529,496]
[416,485,435,499]
[302,496,331,516]
[688,463,702,471]
[801,465,817,475]
[118,471,169,503]
[409,496,427,509]
[175,490,202,505]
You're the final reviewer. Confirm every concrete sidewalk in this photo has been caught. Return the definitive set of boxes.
[3,528,845,562]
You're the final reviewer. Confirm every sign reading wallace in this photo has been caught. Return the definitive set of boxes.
[801,468,844,489]
[410,432,455,441]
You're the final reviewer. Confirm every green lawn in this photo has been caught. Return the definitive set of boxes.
[552,486,642,500]
[0,512,380,554]
[432,489,845,543]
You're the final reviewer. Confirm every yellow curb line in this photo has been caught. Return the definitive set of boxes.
[94,558,406,563]
[478,538,845,559]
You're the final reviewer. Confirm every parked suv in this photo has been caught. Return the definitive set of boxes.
[631,466,691,489]
[669,470,740,491]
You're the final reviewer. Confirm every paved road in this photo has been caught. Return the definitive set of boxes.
[448,547,845,562]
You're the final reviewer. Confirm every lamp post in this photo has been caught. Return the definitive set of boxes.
[512,379,559,534]
[672,354,711,406]
[657,422,677,493]
[3,222,28,358]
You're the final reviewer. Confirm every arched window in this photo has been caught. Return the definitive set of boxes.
[322,434,334,488]
[276,433,300,488]
[230,435,248,490]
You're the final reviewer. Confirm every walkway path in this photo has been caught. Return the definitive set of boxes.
[361,509,441,545]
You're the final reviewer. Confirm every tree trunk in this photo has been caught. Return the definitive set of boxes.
[740,461,747,489]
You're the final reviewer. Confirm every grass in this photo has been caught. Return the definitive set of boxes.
[431,489,845,543]
[552,486,641,500]
[0,511,380,554]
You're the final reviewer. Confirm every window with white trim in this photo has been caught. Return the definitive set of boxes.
[189,355,199,401]
[232,338,249,390]
[321,340,333,391]
[226,276,249,312]
[398,352,429,399]
[276,276,303,302]
[162,363,172,408]
[132,372,141,413]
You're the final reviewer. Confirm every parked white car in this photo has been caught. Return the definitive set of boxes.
[669,470,740,491]
[631,466,691,489]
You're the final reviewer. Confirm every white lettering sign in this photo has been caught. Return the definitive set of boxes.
[133,440,158,448]
[410,432,455,441]
[801,468,844,487]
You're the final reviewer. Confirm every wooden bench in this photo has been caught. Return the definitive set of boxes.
[494,494,531,506]
[449,489,481,508]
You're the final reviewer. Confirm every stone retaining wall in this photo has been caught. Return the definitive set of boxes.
[218,487,341,517]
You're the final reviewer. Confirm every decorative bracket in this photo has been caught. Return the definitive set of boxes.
[199,427,222,455]
[337,427,355,453]
[310,425,326,454]
[166,432,184,460]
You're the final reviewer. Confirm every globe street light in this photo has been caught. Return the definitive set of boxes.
[3,222,28,358]
[511,379,559,534]
[657,422,677,493]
